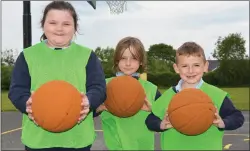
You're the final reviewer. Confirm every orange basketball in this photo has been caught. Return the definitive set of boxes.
[31,80,82,133]
[104,75,146,118]
[168,88,216,136]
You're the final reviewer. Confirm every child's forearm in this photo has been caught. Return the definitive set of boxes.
[8,52,31,115]
[219,96,245,130]
[85,52,107,111]
[145,113,167,132]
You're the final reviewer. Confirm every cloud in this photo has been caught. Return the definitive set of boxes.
[1,1,249,59]
[171,4,249,29]
[1,1,23,53]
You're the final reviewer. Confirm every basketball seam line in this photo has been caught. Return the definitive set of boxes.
[169,102,214,114]
[171,107,214,135]
[53,90,74,132]
[125,89,141,114]
[109,82,124,116]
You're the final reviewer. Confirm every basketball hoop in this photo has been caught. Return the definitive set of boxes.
[106,1,127,14]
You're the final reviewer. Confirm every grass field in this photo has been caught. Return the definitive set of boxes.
[1,91,16,111]
[158,87,249,110]
[1,87,249,111]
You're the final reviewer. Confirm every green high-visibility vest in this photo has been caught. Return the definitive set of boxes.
[101,77,157,150]
[152,82,228,150]
[22,42,95,148]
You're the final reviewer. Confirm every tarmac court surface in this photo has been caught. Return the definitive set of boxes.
[1,111,249,150]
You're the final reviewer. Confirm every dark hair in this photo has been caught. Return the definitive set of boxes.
[113,36,147,73]
[176,42,206,63]
[40,1,79,41]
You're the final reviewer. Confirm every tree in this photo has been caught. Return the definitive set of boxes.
[148,43,176,63]
[1,64,13,90]
[214,59,249,86]
[212,33,247,60]
[1,49,18,66]
[94,47,115,77]
[1,49,16,90]
[147,43,176,73]
[95,46,114,63]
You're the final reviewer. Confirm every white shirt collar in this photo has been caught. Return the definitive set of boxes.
[44,39,72,50]
[175,78,204,92]
[116,72,140,77]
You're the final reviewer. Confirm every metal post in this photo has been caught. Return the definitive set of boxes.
[23,1,32,49]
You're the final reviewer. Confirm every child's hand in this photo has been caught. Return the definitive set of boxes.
[78,93,90,123]
[213,107,225,128]
[96,103,107,113]
[160,111,173,130]
[26,91,38,126]
[141,97,152,112]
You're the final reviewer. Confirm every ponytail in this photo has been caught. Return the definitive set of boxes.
[40,33,47,41]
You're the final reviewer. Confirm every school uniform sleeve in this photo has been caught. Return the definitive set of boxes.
[145,89,168,132]
[145,113,166,132]
[8,52,31,114]
[86,51,107,111]
[219,96,245,130]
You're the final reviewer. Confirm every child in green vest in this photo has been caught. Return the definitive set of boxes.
[145,42,245,150]
[95,36,161,150]
[8,1,106,151]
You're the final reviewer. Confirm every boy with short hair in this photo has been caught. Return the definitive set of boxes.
[145,41,244,150]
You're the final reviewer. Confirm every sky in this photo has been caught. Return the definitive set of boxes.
[1,1,249,60]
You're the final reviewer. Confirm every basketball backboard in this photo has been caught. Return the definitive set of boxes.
[87,0,96,9]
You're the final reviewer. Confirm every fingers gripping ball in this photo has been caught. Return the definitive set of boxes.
[168,88,216,136]
[105,76,146,118]
[31,80,82,133]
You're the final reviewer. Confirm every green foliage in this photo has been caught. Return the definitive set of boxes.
[1,49,16,90]
[148,43,176,63]
[147,59,174,74]
[147,43,176,73]
[214,59,249,86]
[203,71,218,86]
[202,59,249,87]
[1,49,16,66]
[1,64,13,90]
[148,59,249,87]
[212,33,247,60]
[94,47,115,78]
[148,72,180,87]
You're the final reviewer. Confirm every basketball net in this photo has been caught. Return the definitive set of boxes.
[106,1,127,14]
